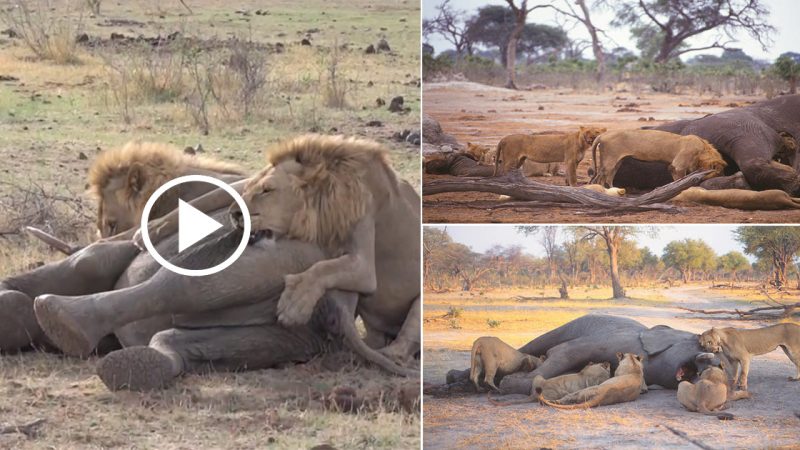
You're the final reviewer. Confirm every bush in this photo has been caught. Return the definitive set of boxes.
[445,306,463,318]
[1,0,84,64]
[487,319,501,328]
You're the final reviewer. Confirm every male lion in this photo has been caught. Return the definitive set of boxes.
[469,336,543,391]
[91,141,245,238]
[590,129,726,188]
[231,136,419,367]
[677,366,751,420]
[493,126,606,186]
[0,142,246,353]
[699,323,800,390]
[539,352,646,409]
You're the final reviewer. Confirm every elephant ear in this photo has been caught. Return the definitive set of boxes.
[639,325,685,356]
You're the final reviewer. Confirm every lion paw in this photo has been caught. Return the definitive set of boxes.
[379,345,412,367]
[277,274,324,326]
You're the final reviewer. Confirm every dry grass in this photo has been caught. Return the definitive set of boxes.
[0,351,419,449]
[0,0,85,64]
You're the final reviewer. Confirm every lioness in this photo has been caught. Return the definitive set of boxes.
[677,366,751,420]
[672,187,800,210]
[581,184,626,196]
[493,126,607,186]
[466,142,558,176]
[539,352,645,409]
[470,336,543,391]
[590,129,726,187]
[699,323,800,390]
[488,361,611,405]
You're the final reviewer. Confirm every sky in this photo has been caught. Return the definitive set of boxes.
[423,0,797,61]
[426,225,754,261]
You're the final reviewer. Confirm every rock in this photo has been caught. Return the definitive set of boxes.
[405,132,421,146]
[75,33,89,43]
[375,98,385,107]
[538,105,544,110]
[301,38,311,46]
[364,44,376,54]
[377,38,390,52]
[388,96,404,112]
[110,32,125,40]
[365,120,383,127]
[77,151,88,160]
[0,75,19,82]
[366,80,374,87]
[183,146,196,155]
[422,113,460,148]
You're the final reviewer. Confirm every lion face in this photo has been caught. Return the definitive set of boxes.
[699,329,723,353]
[669,140,726,180]
[233,160,305,243]
[465,142,491,160]
[95,165,149,238]
[578,126,607,147]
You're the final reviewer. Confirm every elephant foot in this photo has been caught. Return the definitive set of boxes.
[97,346,177,391]
[33,294,104,357]
[0,290,42,352]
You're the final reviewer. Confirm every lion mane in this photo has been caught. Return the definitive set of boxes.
[265,134,397,250]
[88,141,244,199]
[695,139,727,174]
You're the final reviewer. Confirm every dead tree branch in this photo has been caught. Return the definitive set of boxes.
[25,226,81,255]
[423,170,710,214]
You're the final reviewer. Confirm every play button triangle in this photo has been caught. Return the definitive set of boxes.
[178,199,223,253]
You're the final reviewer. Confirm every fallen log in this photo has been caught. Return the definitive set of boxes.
[0,418,45,437]
[423,170,712,213]
[678,303,799,320]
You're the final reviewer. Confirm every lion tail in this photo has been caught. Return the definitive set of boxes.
[590,137,602,184]
[493,141,503,176]
[539,391,605,410]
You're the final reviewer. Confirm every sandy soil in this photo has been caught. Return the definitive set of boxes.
[422,81,800,224]
[422,286,800,449]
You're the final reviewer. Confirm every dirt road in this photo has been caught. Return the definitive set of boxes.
[422,81,800,224]
[423,286,800,449]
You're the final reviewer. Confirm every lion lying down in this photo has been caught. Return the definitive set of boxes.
[539,352,646,409]
[489,361,611,405]
[677,366,751,420]
[671,187,800,210]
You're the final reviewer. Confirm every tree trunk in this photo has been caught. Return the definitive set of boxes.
[608,243,625,298]
[461,277,471,291]
[505,23,523,89]
[790,76,797,95]
[576,0,604,82]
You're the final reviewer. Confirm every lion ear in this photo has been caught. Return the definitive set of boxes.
[616,352,624,361]
[127,163,145,194]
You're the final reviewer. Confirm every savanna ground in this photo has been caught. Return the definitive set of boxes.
[0,0,420,447]
[422,80,800,224]
[423,284,800,449]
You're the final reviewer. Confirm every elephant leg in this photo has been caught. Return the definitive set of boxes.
[34,238,325,357]
[378,296,420,365]
[735,148,800,195]
[96,324,328,391]
[3,241,139,298]
[0,290,44,352]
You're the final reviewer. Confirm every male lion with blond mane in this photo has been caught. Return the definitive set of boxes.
[590,130,726,188]
[1,142,247,353]
[493,126,606,186]
[92,141,245,238]
[699,323,800,391]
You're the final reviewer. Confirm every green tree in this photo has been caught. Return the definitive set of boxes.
[662,239,717,283]
[577,226,649,298]
[735,227,800,289]
[717,251,750,282]
[614,0,773,63]
[773,54,800,94]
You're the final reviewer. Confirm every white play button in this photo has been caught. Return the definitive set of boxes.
[139,174,251,277]
[177,199,223,253]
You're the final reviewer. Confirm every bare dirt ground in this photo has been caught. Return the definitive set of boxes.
[422,284,800,449]
[0,1,420,447]
[422,81,800,224]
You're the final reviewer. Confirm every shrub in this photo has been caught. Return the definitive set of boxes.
[1,0,84,64]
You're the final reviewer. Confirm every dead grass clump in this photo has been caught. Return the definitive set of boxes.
[322,44,354,109]
[0,0,84,64]
[0,180,93,242]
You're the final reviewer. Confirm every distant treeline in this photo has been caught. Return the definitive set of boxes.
[424,227,800,296]
[423,0,799,94]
